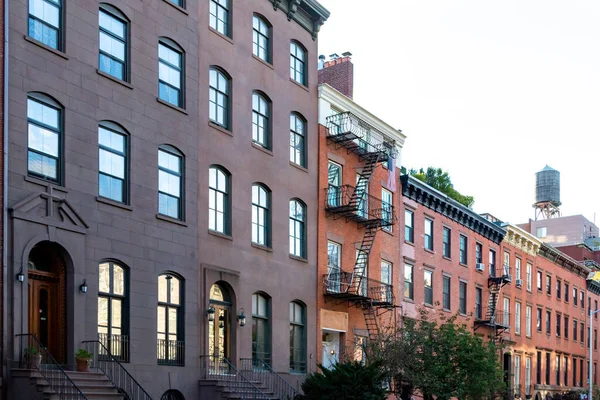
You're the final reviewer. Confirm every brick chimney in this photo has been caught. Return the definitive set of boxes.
[318,54,354,99]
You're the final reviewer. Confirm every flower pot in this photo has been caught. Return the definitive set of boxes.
[75,357,90,372]
[26,354,42,370]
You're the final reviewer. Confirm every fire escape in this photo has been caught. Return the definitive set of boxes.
[323,111,397,341]
[474,262,512,346]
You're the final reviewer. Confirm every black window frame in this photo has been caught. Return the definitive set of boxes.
[157,272,185,366]
[98,122,129,204]
[536,307,542,332]
[289,199,307,259]
[556,279,562,299]
[209,67,231,130]
[424,270,433,306]
[546,274,551,296]
[424,218,433,251]
[27,93,63,184]
[536,351,541,384]
[475,242,482,264]
[252,14,271,63]
[404,209,414,243]
[98,260,129,362]
[28,0,63,50]
[565,283,569,303]
[574,318,578,341]
[475,287,482,319]
[556,313,561,337]
[459,234,467,264]
[158,38,185,108]
[459,281,467,315]
[290,41,307,86]
[545,310,551,335]
[545,352,551,385]
[565,315,569,339]
[98,5,129,82]
[404,264,414,300]
[158,145,184,220]
[252,183,271,247]
[252,292,271,366]
[289,301,306,373]
[252,92,271,149]
[442,227,451,258]
[442,275,451,310]
[581,321,585,344]
[208,165,231,235]
[210,0,230,38]
[290,112,307,168]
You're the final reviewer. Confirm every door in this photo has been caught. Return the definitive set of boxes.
[28,274,60,360]
[208,305,230,360]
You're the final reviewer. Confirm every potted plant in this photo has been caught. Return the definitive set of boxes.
[24,346,42,369]
[75,349,93,372]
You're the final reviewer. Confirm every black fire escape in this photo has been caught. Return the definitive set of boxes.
[474,262,512,345]
[323,111,397,341]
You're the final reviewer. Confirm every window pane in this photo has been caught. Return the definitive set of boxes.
[159,150,181,172]
[28,124,58,157]
[159,170,180,197]
[157,306,166,333]
[171,278,180,305]
[28,152,57,179]
[99,263,110,293]
[113,265,124,295]
[158,276,168,303]
[99,31,125,61]
[168,307,178,335]
[98,297,109,327]
[111,298,122,328]
[99,149,125,179]
[99,10,125,38]
[159,44,180,67]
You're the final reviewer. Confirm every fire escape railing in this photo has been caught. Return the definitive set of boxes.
[323,271,395,305]
[325,185,396,227]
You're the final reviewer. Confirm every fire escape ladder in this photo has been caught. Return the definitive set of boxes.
[348,225,378,294]
[349,154,382,210]
[361,301,381,341]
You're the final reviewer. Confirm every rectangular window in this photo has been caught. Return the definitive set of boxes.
[536,351,541,384]
[99,9,127,81]
[326,241,341,293]
[546,310,551,335]
[565,316,569,339]
[381,261,392,303]
[515,302,521,335]
[595,329,597,350]
[581,290,585,307]
[475,287,482,319]
[536,307,542,332]
[565,283,569,302]
[424,270,433,306]
[515,257,521,281]
[29,0,61,50]
[424,219,433,251]
[546,275,551,295]
[442,227,451,258]
[503,298,510,326]
[537,271,542,291]
[514,355,521,393]
[581,321,585,344]
[556,313,561,337]
[158,42,183,107]
[556,355,560,385]
[404,264,414,300]
[27,97,61,182]
[574,357,577,386]
[504,251,510,272]
[546,353,551,385]
[476,242,483,264]
[459,281,467,315]
[158,148,182,220]
[574,319,578,341]
[98,126,126,203]
[327,161,342,207]
[525,357,531,395]
[537,226,547,238]
[442,276,451,310]
[557,279,562,299]
[565,356,568,386]
[489,249,496,277]
[526,263,532,291]
[580,359,584,387]
[381,189,393,232]
[574,287,578,305]
[290,42,307,86]
[459,235,467,264]
[526,305,532,337]
[209,0,229,37]
[404,209,414,243]
[596,300,599,319]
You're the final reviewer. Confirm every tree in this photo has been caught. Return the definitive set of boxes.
[409,167,475,208]
[295,361,388,400]
[369,307,504,400]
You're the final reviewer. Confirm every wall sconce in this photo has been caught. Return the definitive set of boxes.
[237,308,246,327]
[16,267,24,283]
[218,314,225,329]
[79,279,88,293]
[207,305,216,322]
[330,349,336,356]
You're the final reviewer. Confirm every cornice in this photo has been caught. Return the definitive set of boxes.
[538,243,589,278]
[268,0,330,40]
[400,175,506,245]
[502,223,541,256]
[318,84,406,148]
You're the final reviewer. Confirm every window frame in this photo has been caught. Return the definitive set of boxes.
[459,234,467,264]
[459,281,467,315]
[381,189,393,232]
[404,209,414,243]
[404,264,414,300]
[289,199,306,259]
[252,183,271,247]
[158,145,184,220]
[98,5,129,82]
[290,112,307,168]
[209,0,230,38]
[442,227,451,258]
[442,275,451,310]
[98,260,129,362]
[27,94,63,184]
[424,218,433,251]
[209,67,231,129]
[28,0,63,50]
[252,14,271,63]
[98,122,129,204]
[564,315,569,339]
[526,263,532,291]
[526,305,532,337]
[252,292,271,366]
[252,92,271,149]
[208,165,230,235]
[290,41,307,86]
[515,301,521,335]
[157,272,185,366]
[289,301,306,373]
[475,242,483,264]
[424,270,433,306]
[158,39,185,108]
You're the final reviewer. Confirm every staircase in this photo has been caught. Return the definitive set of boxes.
[65,371,124,399]
[199,356,273,400]
[361,302,381,341]
[474,264,512,345]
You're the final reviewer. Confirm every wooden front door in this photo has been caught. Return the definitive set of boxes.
[28,271,62,362]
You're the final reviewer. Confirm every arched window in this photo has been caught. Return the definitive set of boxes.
[290,41,307,86]
[158,38,184,108]
[289,301,306,372]
[252,15,271,63]
[209,166,230,234]
[209,67,230,129]
[158,145,184,220]
[161,389,185,400]
[209,0,230,37]
[27,93,63,183]
[252,184,270,247]
[289,199,306,258]
[252,92,271,149]
[98,121,128,203]
[99,5,129,81]
[157,273,184,366]
[289,113,306,168]
[98,260,129,361]
[252,292,271,366]
[29,0,62,50]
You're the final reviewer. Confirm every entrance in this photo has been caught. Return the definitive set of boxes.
[208,283,232,360]
[27,242,67,363]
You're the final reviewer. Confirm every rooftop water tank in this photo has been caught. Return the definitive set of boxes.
[535,165,561,206]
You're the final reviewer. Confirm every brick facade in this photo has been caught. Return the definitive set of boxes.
[318,57,354,99]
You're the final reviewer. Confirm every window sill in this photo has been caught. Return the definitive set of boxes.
[252,142,273,156]
[162,0,189,15]
[208,121,233,137]
[290,78,309,92]
[458,312,467,317]
[289,254,308,263]
[253,55,274,70]
[382,228,394,237]
[157,98,188,114]
[24,35,68,59]
[97,69,133,89]
[459,263,468,268]
[208,230,232,241]
[403,298,414,304]
[443,256,451,261]
[442,308,451,313]
[96,196,132,211]
[290,161,308,173]
[156,213,187,226]
[24,175,67,192]
[209,27,233,44]
[423,303,434,309]
[252,242,273,252]
[424,248,435,254]
[404,240,415,247]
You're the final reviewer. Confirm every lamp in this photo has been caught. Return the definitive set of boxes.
[207,305,216,322]
[79,279,88,293]
[237,308,246,327]
[218,314,225,329]
[16,267,24,282]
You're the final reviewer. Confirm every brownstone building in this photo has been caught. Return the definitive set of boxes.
[2,0,328,399]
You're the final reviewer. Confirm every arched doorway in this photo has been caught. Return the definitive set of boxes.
[208,283,232,360]
[160,389,185,400]
[27,241,67,363]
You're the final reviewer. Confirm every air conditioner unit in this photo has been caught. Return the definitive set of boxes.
[515,279,523,288]
[505,274,513,283]
[476,263,485,272]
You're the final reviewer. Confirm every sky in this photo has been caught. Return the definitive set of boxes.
[317,0,600,226]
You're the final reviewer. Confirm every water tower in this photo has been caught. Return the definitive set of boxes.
[533,165,561,220]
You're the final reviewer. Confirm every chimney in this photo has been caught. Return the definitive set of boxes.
[318,51,354,99]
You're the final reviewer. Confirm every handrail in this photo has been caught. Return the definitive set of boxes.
[325,111,396,157]
[240,358,297,400]
[16,333,87,400]
[323,271,395,304]
[200,355,270,400]
[325,185,397,226]
[82,339,153,400]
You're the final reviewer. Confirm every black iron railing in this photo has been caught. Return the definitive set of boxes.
[98,333,129,363]
[474,307,511,328]
[200,355,270,400]
[81,339,152,400]
[157,339,185,366]
[289,359,306,374]
[16,334,87,400]
[240,358,297,400]
[326,112,396,158]
[323,271,394,304]
[325,185,396,226]
[490,264,512,281]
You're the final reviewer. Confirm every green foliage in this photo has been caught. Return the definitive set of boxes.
[24,346,40,356]
[370,307,504,400]
[409,167,474,208]
[295,361,388,400]
[75,348,93,360]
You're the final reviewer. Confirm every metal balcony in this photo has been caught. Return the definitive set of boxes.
[323,271,395,306]
[489,264,512,285]
[473,307,511,331]
[326,112,396,160]
[325,185,397,227]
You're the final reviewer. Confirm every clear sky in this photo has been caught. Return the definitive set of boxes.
[317,0,600,226]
